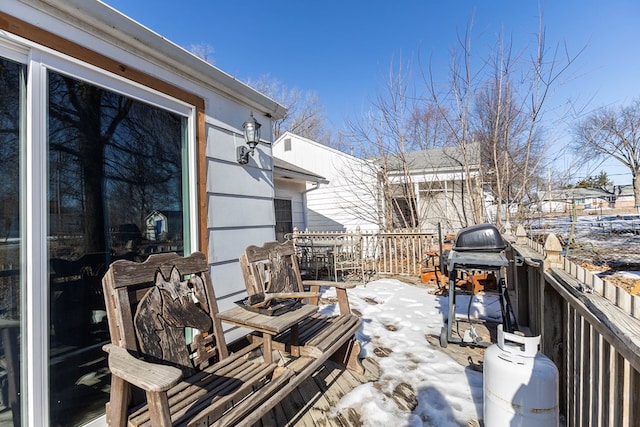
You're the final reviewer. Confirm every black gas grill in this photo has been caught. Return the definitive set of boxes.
[440,223,518,348]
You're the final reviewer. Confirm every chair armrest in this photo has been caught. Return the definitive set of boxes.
[103,344,182,392]
[302,280,356,289]
[302,280,354,315]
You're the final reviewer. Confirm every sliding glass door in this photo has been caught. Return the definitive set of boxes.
[46,70,188,425]
[0,47,194,426]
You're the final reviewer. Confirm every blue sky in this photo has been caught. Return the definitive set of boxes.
[101,0,640,184]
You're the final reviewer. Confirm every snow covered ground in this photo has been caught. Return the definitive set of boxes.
[526,213,640,263]
[320,279,504,426]
[527,213,640,291]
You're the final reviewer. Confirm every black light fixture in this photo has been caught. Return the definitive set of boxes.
[237,112,262,164]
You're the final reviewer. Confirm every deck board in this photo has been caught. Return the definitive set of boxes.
[253,357,380,427]
[294,372,332,426]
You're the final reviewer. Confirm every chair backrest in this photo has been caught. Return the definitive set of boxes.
[102,252,228,375]
[240,241,304,297]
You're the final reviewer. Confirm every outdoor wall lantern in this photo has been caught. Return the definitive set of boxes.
[237,112,262,164]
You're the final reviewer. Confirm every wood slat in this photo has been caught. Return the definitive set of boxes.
[108,252,208,288]
[550,269,640,373]
[602,342,611,427]
[629,369,640,427]
[251,358,379,427]
[305,315,350,347]
[565,306,573,427]
[130,359,267,425]
[163,342,262,401]
[217,305,318,334]
[591,329,600,426]
[185,367,294,427]
[311,364,350,411]
[266,315,332,351]
[303,317,360,358]
[575,312,583,427]
[169,360,269,416]
[294,369,333,426]
[274,388,314,427]
[613,352,624,427]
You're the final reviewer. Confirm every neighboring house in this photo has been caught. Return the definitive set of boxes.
[0,1,285,425]
[383,144,483,233]
[535,187,615,213]
[273,132,482,234]
[532,190,566,213]
[273,132,379,232]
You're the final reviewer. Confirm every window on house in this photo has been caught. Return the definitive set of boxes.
[419,181,445,193]
[392,197,418,229]
[284,137,291,151]
[274,199,293,242]
[47,69,189,425]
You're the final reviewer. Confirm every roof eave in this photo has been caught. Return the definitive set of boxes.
[34,0,287,119]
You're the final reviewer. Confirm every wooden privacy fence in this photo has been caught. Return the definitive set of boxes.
[507,226,640,426]
[289,229,439,277]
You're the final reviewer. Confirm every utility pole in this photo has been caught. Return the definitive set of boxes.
[547,167,552,214]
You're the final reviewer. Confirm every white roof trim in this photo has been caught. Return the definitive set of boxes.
[26,0,286,119]
[275,131,363,161]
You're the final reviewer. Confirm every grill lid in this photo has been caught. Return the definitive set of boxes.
[453,223,506,252]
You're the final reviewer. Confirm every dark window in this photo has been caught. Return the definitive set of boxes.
[274,199,293,242]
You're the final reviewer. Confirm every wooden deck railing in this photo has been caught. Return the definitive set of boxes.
[507,226,640,426]
[290,229,439,277]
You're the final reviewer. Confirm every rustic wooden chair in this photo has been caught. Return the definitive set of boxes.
[101,252,296,427]
[239,240,363,373]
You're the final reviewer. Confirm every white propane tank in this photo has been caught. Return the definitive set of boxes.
[483,325,559,426]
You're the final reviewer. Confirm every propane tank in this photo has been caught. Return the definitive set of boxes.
[483,325,559,426]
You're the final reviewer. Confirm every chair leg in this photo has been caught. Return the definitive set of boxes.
[146,390,173,427]
[336,288,351,315]
[107,376,130,427]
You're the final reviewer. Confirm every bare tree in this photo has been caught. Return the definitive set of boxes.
[425,13,580,227]
[423,18,487,227]
[0,59,22,248]
[342,58,424,230]
[573,98,640,208]
[409,103,452,151]
[246,75,331,143]
[340,56,482,233]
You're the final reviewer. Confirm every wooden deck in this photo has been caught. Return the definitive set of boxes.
[254,357,381,427]
[0,356,381,427]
